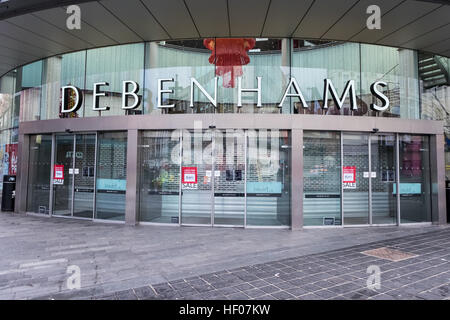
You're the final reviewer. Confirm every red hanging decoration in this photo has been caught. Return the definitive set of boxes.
[204,38,256,88]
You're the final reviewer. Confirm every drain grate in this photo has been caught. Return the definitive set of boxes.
[361,247,418,262]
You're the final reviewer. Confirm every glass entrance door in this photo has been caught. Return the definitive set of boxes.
[370,134,397,224]
[213,129,245,226]
[342,132,397,226]
[181,129,213,225]
[53,134,75,217]
[52,133,96,219]
[73,134,96,218]
[343,133,370,225]
[180,129,246,227]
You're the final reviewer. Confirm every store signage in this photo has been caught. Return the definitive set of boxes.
[182,167,197,190]
[53,164,64,185]
[343,166,356,189]
[60,77,389,114]
[182,167,197,184]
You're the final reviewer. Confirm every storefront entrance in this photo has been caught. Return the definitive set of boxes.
[139,129,290,227]
[52,133,96,219]
[342,133,397,226]
[180,129,246,227]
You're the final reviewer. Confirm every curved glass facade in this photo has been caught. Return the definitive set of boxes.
[4,38,448,227]
[2,38,446,122]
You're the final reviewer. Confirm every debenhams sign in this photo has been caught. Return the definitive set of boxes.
[60,77,389,113]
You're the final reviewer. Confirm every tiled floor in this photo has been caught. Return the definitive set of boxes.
[0,212,448,300]
[93,228,450,300]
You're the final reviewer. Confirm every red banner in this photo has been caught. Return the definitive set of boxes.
[54,165,64,180]
[343,166,356,183]
[182,167,197,184]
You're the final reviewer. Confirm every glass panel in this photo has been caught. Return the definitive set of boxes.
[18,62,42,122]
[303,131,341,226]
[371,134,397,224]
[73,134,96,218]
[144,40,215,114]
[41,51,86,120]
[399,135,431,223]
[139,130,181,223]
[213,129,245,226]
[291,41,361,116]
[181,129,212,225]
[361,45,420,118]
[0,72,15,130]
[215,38,290,114]
[85,44,144,117]
[26,134,52,214]
[246,129,291,226]
[53,135,74,216]
[95,132,127,221]
[343,133,369,225]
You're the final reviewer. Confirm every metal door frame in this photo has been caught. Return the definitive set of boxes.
[180,129,245,228]
[51,132,97,220]
[341,131,398,227]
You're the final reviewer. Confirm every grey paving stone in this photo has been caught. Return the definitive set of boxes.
[1,213,449,300]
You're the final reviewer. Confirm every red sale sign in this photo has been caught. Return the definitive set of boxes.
[182,167,197,184]
[343,166,356,183]
[54,165,64,179]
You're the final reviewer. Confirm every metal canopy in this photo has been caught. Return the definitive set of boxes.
[0,0,450,76]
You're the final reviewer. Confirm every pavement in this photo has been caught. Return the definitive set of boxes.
[0,212,449,300]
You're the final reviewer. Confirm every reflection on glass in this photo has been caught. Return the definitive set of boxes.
[95,132,127,220]
[144,40,215,114]
[420,54,450,122]
[53,135,74,216]
[217,38,290,114]
[0,71,16,130]
[139,130,180,223]
[361,45,420,118]
[27,134,52,214]
[291,42,361,116]
[85,44,144,117]
[180,129,213,225]
[371,134,397,224]
[18,61,42,122]
[343,133,369,225]
[246,130,290,226]
[73,134,96,218]
[213,129,245,225]
[303,131,341,226]
[41,51,86,120]
[399,135,431,223]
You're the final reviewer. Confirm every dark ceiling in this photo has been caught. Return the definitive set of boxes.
[0,0,449,76]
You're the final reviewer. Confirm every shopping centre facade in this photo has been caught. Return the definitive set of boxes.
[0,0,449,228]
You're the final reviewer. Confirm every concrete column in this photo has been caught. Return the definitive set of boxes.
[291,129,303,230]
[16,134,30,214]
[430,134,447,225]
[125,129,139,225]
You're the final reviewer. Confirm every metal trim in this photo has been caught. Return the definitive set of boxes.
[368,133,372,225]
[244,130,248,228]
[178,130,182,226]
[396,133,401,226]
[70,134,76,217]
[211,129,215,227]
[92,132,98,220]
[340,132,344,226]
[49,133,55,217]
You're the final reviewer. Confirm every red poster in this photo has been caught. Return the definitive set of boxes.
[343,166,356,183]
[5,144,18,175]
[54,165,64,180]
[182,167,197,184]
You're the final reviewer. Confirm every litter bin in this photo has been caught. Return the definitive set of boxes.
[1,175,16,212]
[447,180,450,224]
